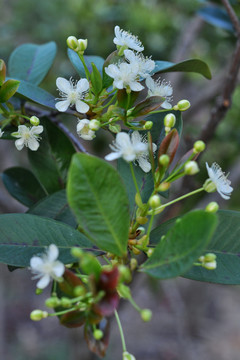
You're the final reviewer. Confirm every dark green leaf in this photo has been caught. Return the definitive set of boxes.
[142,210,217,279]
[8,42,57,85]
[0,213,94,267]
[67,153,130,256]
[153,59,212,79]
[28,118,75,194]
[1,167,47,207]
[90,62,102,95]
[67,49,104,77]
[28,190,77,228]
[198,6,234,33]
[117,89,140,110]
[185,210,240,284]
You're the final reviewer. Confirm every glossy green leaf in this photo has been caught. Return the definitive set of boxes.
[0,60,6,85]
[198,6,234,33]
[90,62,102,95]
[153,59,212,79]
[0,213,94,267]
[67,49,105,77]
[28,118,75,194]
[67,153,130,256]
[142,210,217,279]
[185,210,240,284]
[28,190,77,228]
[2,167,47,207]
[0,79,20,102]
[8,42,57,85]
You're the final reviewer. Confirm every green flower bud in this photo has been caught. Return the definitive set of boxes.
[203,179,217,193]
[193,140,206,154]
[35,288,43,295]
[130,258,138,271]
[74,285,86,297]
[71,247,84,258]
[204,253,216,262]
[149,194,161,209]
[176,99,191,111]
[143,121,153,130]
[118,283,132,299]
[203,261,217,270]
[45,296,60,308]
[118,265,132,283]
[61,297,72,308]
[66,36,79,50]
[159,154,170,167]
[141,309,152,322]
[164,113,176,128]
[93,329,103,340]
[77,38,88,53]
[205,201,219,213]
[123,351,136,360]
[147,248,154,257]
[184,161,199,175]
[157,182,170,192]
[30,116,40,126]
[89,119,100,131]
[136,216,148,225]
[30,310,48,321]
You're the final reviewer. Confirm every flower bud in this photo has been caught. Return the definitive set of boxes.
[149,194,161,209]
[204,253,216,262]
[30,116,40,126]
[205,201,219,213]
[157,182,170,192]
[45,296,60,308]
[147,248,154,257]
[203,179,217,193]
[136,226,145,235]
[143,121,153,130]
[164,113,176,128]
[35,288,43,295]
[77,38,88,52]
[130,258,138,271]
[61,297,72,308]
[30,310,48,321]
[93,329,103,340]
[74,285,86,297]
[71,247,84,258]
[66,36,79,51]
[203,261,217,270]
[123,351,136,360]
[136,216,148,225]
[118,283,132,299]
[89,119,100,131]
[176,99,191,111]
[184,161,199,175]
[118,265,132,283]
[193,140,206,154]
[141,309,152,322]
[159,154,170,167]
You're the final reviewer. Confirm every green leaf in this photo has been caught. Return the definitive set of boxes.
[0,213,94,267]
[0,79,20,102]
[130,96,165,117]
[1,167,47,207]
[28,118,75,194]
[198,6,234,33]
[8,42,57,85]
[28,190,77,228]
[142,210,217,279]
[67,49,105,77]
[0,59,6,85]
[90,62,102,95]
[67,153,130,256]
[153,59,212,79]
[185,210,240,284]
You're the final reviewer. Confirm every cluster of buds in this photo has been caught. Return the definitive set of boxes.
[198,253,217,270]
[67,36,88,55]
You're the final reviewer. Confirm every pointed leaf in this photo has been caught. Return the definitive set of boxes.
[142,210,217,279]
[0,79,20,102]
[67,153,130,256]
[90,62,102,95]
[130,96,165,117]
[0,60,6,85]
[153,59,212,79]
[157,129,179,166]
[67,49,104,77]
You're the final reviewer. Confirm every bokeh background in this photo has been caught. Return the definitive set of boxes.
[1,0,240,359]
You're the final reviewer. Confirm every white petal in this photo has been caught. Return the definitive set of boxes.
[75,100,89,114]
[36,274,51,289]
[161,100,172,109]
[129,81,144,92]
[77,78,89,93]
[145,76,154,90]
[56,77,72,93]
[28,138,40,151]
[122,152,136,162]
[138,157,151,173]
[47,244,59,262]
[113,80,124,89]
[105,151,122,161]
[55,99,71,112]
[30,125,44,135]
[15,138,25,151]
[30,256,43,269]
[52,261,65,277]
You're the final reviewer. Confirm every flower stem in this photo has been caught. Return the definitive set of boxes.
[0,103,9,116]
[129,162,141,197]
[101,91,117,109]
[114,310,127,352]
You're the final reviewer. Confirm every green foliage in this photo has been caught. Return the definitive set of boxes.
[67,49,105,77]
[198,6,234,33]
[67,153,130,256]
[142,210,217,279]
[8,42,57,85]
[28,118,75,194]
[0,214,93,267]
[2,167,47,207]
[0,79,20,102]
[153,59,212,79]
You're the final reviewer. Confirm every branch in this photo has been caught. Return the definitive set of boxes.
[222,0,240,36]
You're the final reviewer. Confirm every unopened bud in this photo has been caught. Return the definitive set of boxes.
[184,161,199,175]
[136,216,148,225]
[30,116,40,126]
[159,154,170,167]
[204,253,216,262]
[71,247,84,258]
[61,297,72,308]
[175,99,191,111]
[193,140,206,154]
[74,285,86,297]
[77,38,88,52]
[35,288,43,295]
[66,36,79,51]
[147,248,154,257]
[143,121,153,130]
[205,201,219,213]
[132,246,141,255]
[89,119,100,131]
[157,182,170,192]
[30,310,48,321]
[118,265,132,283]
[203,261,217,270]
[45,297,60,308]
[130,258,138,271]
[164,113,176,128]
[123,351,136,360]
[118,283,132,299]
[93,329,103,340]
[141,309,152,322]
[149,195,161,209]
[203,179,217,193]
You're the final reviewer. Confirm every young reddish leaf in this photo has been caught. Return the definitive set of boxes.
[59,268,84,297]
[0,60,6,86]
[98,267,119,292]
[130,96,165,117]
[158,128,179,166]
[84,318,110,358]
[0,79,20,102]
[60,310,86,328]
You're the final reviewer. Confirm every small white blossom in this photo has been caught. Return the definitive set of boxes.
[206,162,233,200]
[0,128,4,138]
[77,119,95,140]
[105,62,144,92]
[12,125,43,151]
[30,244,65,289]
[114,25,144,52]
[124,49,155,79]
[146,76,173,109]
[55,77,90,113]
[105,131,157,173]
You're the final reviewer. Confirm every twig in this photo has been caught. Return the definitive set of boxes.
[222,0,240,36]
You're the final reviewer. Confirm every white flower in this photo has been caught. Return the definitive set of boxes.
[30,244,65,289]
[123,351,136,360]
[55,77,90,113]
[206,162,233,200]
[0,128,4,138]
[114,25,144,52]
[146,76,173,109]
[12,125,43,151]
[124,49,155,79]
[105,62,144,92]
[77,119,95,140]
[105,131,157,173]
